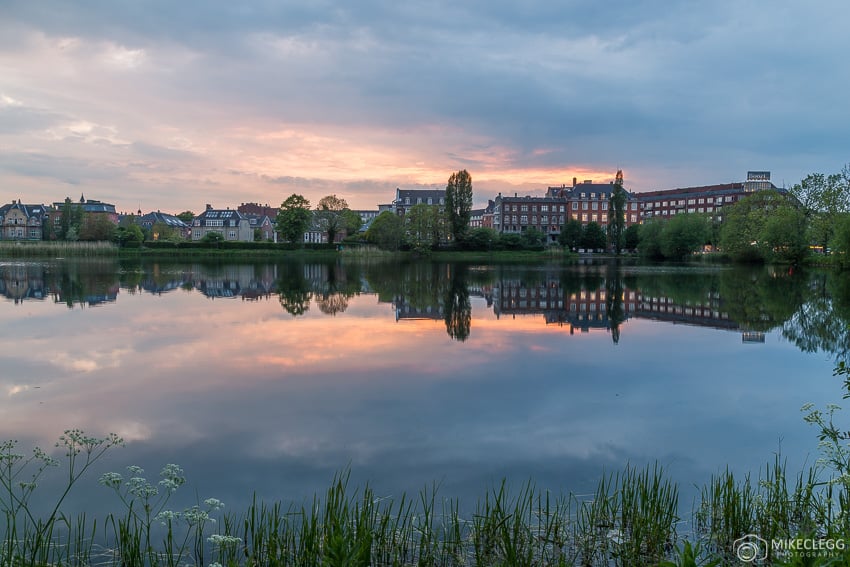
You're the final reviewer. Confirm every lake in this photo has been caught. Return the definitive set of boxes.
[0,257,847,519]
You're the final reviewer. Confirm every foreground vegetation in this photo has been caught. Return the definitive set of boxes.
[4,364,850,566]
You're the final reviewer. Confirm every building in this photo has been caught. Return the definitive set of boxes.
[136,211,191,239]
[49,196,119,236]
[636,172,779,223]
[191,205,253,241]
[238,202,278,218]
[492,178,639,243]
[392,188,446,216]
[0,201,48,240]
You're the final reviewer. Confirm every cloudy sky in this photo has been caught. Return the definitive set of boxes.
[1,0,848,213]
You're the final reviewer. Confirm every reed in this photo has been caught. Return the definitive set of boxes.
[0,241,119,257]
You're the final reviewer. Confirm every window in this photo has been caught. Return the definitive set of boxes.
[602,202,608,210]
[580,193,586,198]
[590,193,596,199]
[417,197,422,204]
[687,199,695,205]
[194,230,201,239]
[725,196,733,202]
[662,201,668,207]
[581,213,588,222]
[541,205,548,212]
[630,203,637,210]
[428,198,433,205]
[698,198,704,204]
[541,215,548,224]
[560,205,565,212]
[591,202,598,210]
[520,215,528,224]
[591,214,598,222]
[531,205,537,212]
[630,214,637,222]
[521,205,528,212]
[405,197,410,205]
[228,230,237,238]
[582,202,588,210]
[572,202,578,210]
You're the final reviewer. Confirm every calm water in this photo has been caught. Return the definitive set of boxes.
[0,258,847,516]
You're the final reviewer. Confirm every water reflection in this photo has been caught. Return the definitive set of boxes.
[0,259,846,357]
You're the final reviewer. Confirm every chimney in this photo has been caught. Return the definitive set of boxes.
[206,204,212,210]
[572,177,577,187]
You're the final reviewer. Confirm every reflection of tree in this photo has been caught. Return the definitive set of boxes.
[444,265,471,342]
[316,294,349,316]
[605,262,625,344]
[782,272,850,360]
[719,267,805,332]
[277,262,311,316]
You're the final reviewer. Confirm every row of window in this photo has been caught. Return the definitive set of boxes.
[645,196,734,208]
[503,204,566,213]
[403,197,445,206]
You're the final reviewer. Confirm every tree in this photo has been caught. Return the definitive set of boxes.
[581,222,607,251]
[558,219,583,250]
[790,168,850,251]
[315,194,351,244]
[200,231,225,246]
[659,213,710,259]
[176,211,195,224]
[720,191,807,263]
[520,227,546,249]
[623,224,641,251]
[464,227,498,250]
[404,203,443,253]
[341,209,363,236]
[445,169,473,242]
[113,224,144,247]
[276,194,312,244]
[607,170,627,254]
[365,211,404,250]
[78,213,116,241]
[637,219,664,259]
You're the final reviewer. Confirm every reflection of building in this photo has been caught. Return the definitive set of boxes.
[393,296,443,321]
[188,264,279,300]
[493,277,636,334]
[634,291,739,331]
[0,263,47,302]
[742,331,766,343]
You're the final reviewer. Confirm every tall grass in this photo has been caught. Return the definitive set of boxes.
[0,241,118,257]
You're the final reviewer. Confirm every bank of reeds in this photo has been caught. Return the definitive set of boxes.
[0,241,118,257]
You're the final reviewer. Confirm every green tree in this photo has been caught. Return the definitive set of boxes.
[200,231,225,246]
[113,224,144,247]
[520,227,546,249]
[341,209,363,235]
[558,219,583,250]
[315,194,351,244]
[760,206,808,263]
[175,211,195,224]
[581,222,607,251]
[720,191,806,263]
[659,213,710,259]
[58,197,83,240]
[464,227,498,250]
[623,224,641,251]
[445,169,473,242]
[78,213,116,241]
[365,211,404,250]
[404,203,443,253]
[607,169,627,254]
[276,194,312,244]
[790,168,850,251]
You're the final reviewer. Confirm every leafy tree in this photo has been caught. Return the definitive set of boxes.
[78,213,116,241]
[365,211,404,250]
[58,197,83,240]
[720,191,807,263]
[623,224,641,251]
[404,203,443,253]
[113,224,144,247]
[659,213,710,259]
[790,168,850,250]
[497,233,523,250]
[464,227,498,250]
[277,262,311,316]
[607,169,627,254]
[581,222,607,251]
[558,219,583,250]
[175,211,195,223]
[341,209,363,235]
[315,194,351,244]
[831,214,850,267]
[445,169,473,242]
[276,194,312,244]
[151,221,182,242]
[520,227,546,249]
[200,231,225,246]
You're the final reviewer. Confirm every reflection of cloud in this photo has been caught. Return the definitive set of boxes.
[48,348,132,373]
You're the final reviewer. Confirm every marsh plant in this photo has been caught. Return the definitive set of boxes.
[0,429,123,567]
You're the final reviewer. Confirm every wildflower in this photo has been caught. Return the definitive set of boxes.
[204,498,224,511]
[154,510,180,525]
[99,472,123,488]
[208,534,242,546]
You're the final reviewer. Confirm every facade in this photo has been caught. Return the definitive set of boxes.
[238,202,278,218]
[245,215,275,241]
[49,196,118,235]
[492,179,640,243]
[0,201,48,240]
[392,188,446,216]
[191,206,253,241]
[136,211,190,239]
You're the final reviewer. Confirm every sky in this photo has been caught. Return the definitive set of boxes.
[1,0,848,213]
